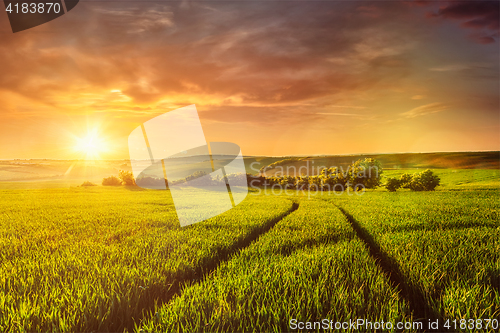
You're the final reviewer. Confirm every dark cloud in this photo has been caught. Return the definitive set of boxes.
[0,0,496,132]
[429,1,499,44]
[0,1,421,110]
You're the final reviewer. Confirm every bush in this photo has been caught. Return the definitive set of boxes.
[118,170,136,186]
[348,158,383,189]
[399,173,412,189]
[246,174,265,187]
[385,178,400,192]
[136,176,167,188]
[280,176,295,189]
[251,158,384,191]
[320,167,348,189]
[102,176,122,186]
[80,181,96,187]
[308,175,322,190]
[295,176,309,190]
[409,169,440,191]
[385,170,440,192]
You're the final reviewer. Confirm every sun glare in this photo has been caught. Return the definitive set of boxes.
[74,130,109,159]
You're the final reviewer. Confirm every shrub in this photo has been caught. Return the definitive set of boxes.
[320,167,348,189]
[295,176,309,190]
[280,176,295,189]
[385,178,400,192]
[308,175,322,190]
[267,176,282,186]
[399,173,412,189]
[348,158,383,189]
[252,158,385,191]
[409,169,440,191]
[246,174,265,187]
[102,176,122,186]
[118,170,136,186]
[136,176,167,188]
[80,181,96,187]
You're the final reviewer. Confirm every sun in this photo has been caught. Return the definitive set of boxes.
[74,130,109,159]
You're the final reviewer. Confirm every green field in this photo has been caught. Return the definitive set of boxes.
[0,168,498,332]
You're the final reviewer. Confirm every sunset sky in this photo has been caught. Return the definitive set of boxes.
[0,0,498,159]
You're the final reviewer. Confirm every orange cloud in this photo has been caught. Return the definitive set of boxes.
[0,1,498,158]
[400,103,450,118]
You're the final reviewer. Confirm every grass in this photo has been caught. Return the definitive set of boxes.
[329,189,500,324]
[0,168,498,332]
[382,169,500,190]
[0,187,293,332]
[140,200,413,332]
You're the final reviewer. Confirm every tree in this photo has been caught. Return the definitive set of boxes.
[118,170,136,186]
[308,175,322,191]
[102,176,121,186]
[348,158,383,189]
[409,169,440,191]
[246,173,265,187]
[296,176,309,190]
[136,176,166,188]
[267,176,282,186]
[385,178,401,192]
[399,173,412,189]
[280,176,295,189]
[320,167,348,190]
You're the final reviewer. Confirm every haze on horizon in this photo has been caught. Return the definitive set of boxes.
[0,0,498,160]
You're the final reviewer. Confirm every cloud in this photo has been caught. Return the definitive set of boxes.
[401,103,450,118]
[200,105,324,126]
[429,64,470,72]
[328,105,366,109]
[93,7,174,33]
[0,1,423,113]
[468,34,497,45]
[0,0,495,138]
[411,95,426,100]
[428,1,499,44]
[316,113,361,116]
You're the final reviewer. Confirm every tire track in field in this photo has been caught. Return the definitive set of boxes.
[336,206,440,327]
[192,201,300,279]
[127,201,300,332]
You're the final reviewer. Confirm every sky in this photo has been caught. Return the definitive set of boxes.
[0,0,498,159]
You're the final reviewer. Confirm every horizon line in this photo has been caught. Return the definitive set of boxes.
[1,149,498,161]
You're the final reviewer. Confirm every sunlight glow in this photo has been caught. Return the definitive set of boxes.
[74,130,109,159]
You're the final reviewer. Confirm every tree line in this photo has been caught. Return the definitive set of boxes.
[384,170,440,192]
[93,158,440,192]
[251,158,440,192]
[250,158,382,191]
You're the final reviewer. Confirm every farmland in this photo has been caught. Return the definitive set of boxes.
[0,166,498,332]
[0,187,294,331]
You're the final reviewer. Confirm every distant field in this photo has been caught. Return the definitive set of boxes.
[0,166,498,332]
[250,151,500,177]
[383,169,500,190]
[1,151,498,185]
